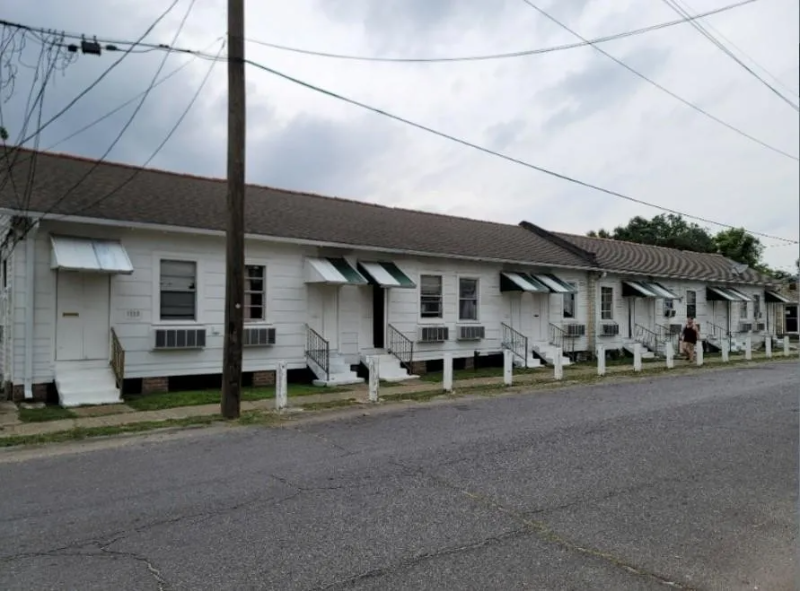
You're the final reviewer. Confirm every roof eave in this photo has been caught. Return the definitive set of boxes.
[12,210,599,272]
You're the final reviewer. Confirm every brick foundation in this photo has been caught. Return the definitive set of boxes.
[142,377,169,394]
[463,356,475,370]
[10,383,48,402]
[253,370,276,387]
[410,361,427,375]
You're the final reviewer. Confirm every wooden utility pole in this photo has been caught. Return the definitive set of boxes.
[221,0,246,419]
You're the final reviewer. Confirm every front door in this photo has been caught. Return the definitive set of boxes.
[530,294,548,342]
[56,271,111,361]
[786,305,798,333]
[322,285,340,350]
[372,286,386,348]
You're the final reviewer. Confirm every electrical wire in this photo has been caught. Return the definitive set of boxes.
[38,40,225,228]
[8,0,180,149]
[518,0,799,162]
[243,0,757,63]
[44,36,223,152]
[659,0,800,110]
[40,0,195,214]
[242,58,798,245]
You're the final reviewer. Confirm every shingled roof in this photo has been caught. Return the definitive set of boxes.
[0,149,594,269]
[553,231,775,285]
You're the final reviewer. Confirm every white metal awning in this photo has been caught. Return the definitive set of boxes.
[765,290,792,304]
[305,257,367,285]
[50,235,133,274]
[706,286,751,302]
[623,280,680,299]
[499,272,550,293]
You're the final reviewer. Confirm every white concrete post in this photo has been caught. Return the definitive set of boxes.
[745,334,752,360]
[696,341,704,366]
[553,347,564,381]
[633,343,642,372]
[665,341,674,369]
[783,336,790,357]
[721,339,729,363]
[503,349,513,386]
[368,356,380,403]
[765,336,772,358]
[442,353,453,392]
[275,361,288,410]
[596,345,606,376]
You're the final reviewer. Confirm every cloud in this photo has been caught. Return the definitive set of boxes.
[0,0,797,272]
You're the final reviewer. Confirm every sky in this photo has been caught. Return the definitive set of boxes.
[1,0,798,271]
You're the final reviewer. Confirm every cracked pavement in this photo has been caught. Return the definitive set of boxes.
[0,362,796,590]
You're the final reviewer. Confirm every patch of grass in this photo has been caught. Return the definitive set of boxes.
[298,398,360,412]
[124,383,349,411]
[17,406,77,423]
[418,366,538,383]
[0,415,223,448]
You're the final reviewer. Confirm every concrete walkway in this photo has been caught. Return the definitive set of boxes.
[0,351,790,439]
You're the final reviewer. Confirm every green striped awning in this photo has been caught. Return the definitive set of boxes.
[305,257,367,285]
[357,261,416,288]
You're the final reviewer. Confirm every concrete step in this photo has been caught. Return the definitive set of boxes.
[55,364,121,407]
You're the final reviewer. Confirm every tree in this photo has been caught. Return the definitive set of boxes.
[588,213,716,253]
[712,227,763,268]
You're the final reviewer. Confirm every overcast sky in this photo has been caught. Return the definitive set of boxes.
[2,0,798,270]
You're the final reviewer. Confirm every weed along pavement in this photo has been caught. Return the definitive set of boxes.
[0,358,797,590]
[0,350,794,447]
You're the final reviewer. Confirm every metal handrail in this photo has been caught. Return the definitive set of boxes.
[501,323,528,366]
[305,325,330,381]
[110,328,125,389]
[387,324,414,372]
[549,323,576,358]
[634,324,662,355]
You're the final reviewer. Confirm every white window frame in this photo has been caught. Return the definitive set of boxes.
[244,261,268,323]
[419,274,444,320]
[685,290,697,319]
[458,276,480,322]
[740,300,748,319]
[753,294,761,319]
[600,286,614,320]
[152,253,204,325]
[563,282,577,319]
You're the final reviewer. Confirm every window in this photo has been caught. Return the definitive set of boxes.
[420,275,443,318]
[563,282,576,318]
[458,278,479,321]
[600,287,614,320]
[686,290,697,318]
[753,294,761,319]
[740,300,748,318]
[1,258,6,289]
[245,265,266,321]
[663,298,674,317]
[160,259,197,321]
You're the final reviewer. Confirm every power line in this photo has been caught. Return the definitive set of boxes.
[5,2,180,149]
[242,58,797,245]
[37,40,225,227]
[44,37,222,152]
[39,0,192,216]
[659,0,799,111]
[518,0,799,162]
[243,0,757,63]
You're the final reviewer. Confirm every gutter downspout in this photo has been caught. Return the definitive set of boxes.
[23,221,38,400]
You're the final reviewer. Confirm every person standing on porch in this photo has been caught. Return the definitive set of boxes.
[680,317,699,362]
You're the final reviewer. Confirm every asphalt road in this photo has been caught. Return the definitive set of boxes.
[0,362,797,591]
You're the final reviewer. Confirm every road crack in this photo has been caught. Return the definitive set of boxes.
[389,459,700,591]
